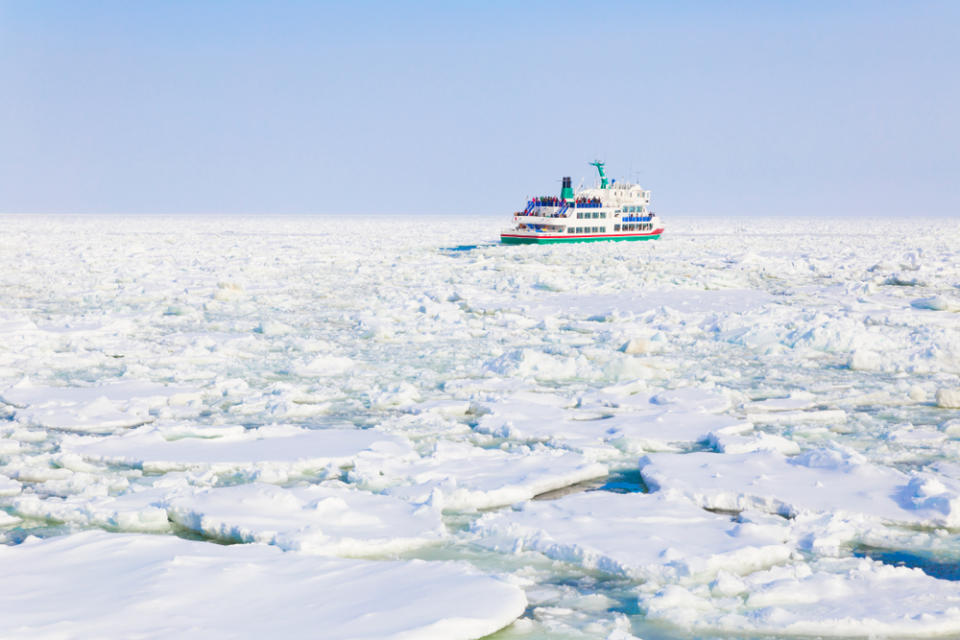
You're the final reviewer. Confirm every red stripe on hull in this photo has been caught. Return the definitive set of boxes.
[501,228,664,240]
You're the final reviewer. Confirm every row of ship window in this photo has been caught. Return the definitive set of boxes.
[565,223,655,234]
[576,209,647,220]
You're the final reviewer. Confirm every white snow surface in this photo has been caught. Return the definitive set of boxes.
[61,424,413,480]
[0,530,526,640]
[351,440,608,510]
[641,449,960,528]
[3,214,960,638]
[167,481,447,555]
[0,379,196,433]
[641,557,960,637]
[473,491,793,582]
[474,388,750,455]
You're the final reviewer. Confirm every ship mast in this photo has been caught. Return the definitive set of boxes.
[589,161,608,189]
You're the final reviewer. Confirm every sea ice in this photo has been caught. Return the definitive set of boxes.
[0,474,21,496]
[167,481,446,555]
[350,440,608,510]
[474,388,750,455]
[472,491,793,583]
[937,388,960,409]
[0,531,526,639]
[62,425,414,481]
[0,379,199,433]
[10,489,171,532]
[4,215,960,637]
[641,557,960,637]
[641,448,960,528]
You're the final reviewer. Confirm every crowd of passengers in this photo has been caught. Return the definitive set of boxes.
[517,196,604,216]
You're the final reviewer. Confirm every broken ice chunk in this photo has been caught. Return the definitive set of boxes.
[167,482,446,555]
[473,491,792,583]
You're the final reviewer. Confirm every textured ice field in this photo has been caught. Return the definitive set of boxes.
[1,214,960,639]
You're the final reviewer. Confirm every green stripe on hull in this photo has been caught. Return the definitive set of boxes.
[501,234,661,245]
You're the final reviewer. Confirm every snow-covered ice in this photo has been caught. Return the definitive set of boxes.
[0,530,526,639]
[167,481,447,555]
[641,448,960,528]
[641,557,960,637]
[0,379,197,433]
[351,440,608,510]
[61,424,413,480]
[474,387,751,455]
[473,491,793,582]
[3,214,960,638]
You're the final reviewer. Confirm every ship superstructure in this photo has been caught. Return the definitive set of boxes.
[500,162,663,244]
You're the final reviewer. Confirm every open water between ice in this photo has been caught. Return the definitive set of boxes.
[1,214,960,638]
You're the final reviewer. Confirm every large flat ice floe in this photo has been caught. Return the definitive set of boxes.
[62,425,414,481]
[472,491,793,583]
[474,388,751,455]
[0,379,199,433]
[351,440,608,511]
[641,557,960,637]
[0,531,526,639]
[167,482,446,555]
[641,448,960,528]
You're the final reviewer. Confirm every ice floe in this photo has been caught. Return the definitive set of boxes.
[473,491,793,583]
[167,481,446,555]
[0,475,21,496]
[641,557,960,637]
[938,388,960,409]
[350,440,608,510]
[0,379,199,433]
[474,388,750,455]
[62,425,414,481]
[10,489,171,532]
[0,531,526,639]
[641,448,960,528]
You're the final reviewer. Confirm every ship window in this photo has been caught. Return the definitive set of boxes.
[614,224,620,231]
[567,227,574,233]
[601,212,606,218]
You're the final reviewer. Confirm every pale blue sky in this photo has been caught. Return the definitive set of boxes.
[1,1,958,216]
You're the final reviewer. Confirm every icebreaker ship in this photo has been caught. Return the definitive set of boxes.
[501,161,664,244]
